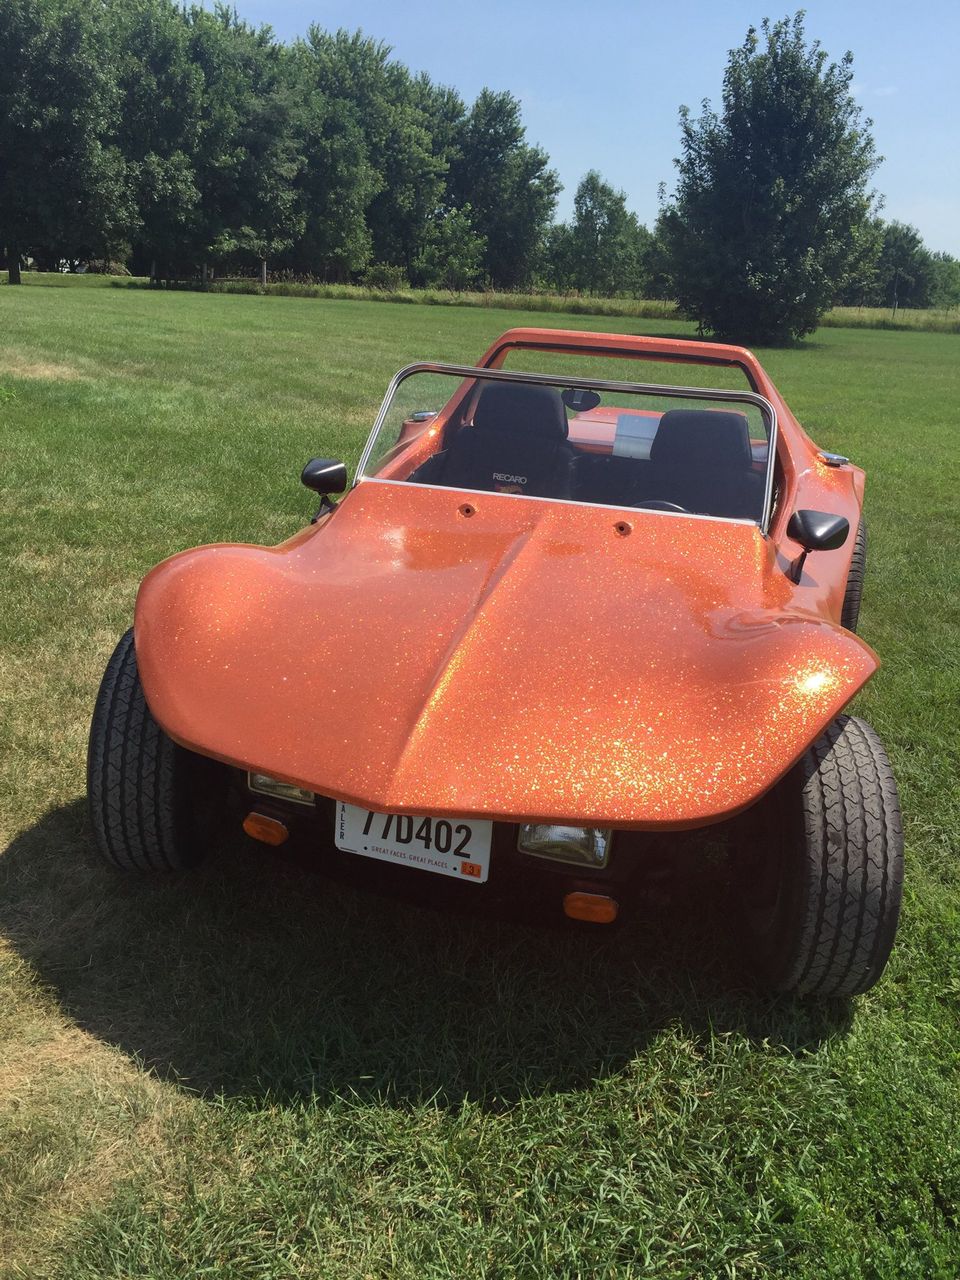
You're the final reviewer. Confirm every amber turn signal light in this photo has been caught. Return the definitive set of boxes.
[242,811,290,846]
[563,892,618,924]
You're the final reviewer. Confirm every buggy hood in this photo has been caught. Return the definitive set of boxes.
[134,481,877,829]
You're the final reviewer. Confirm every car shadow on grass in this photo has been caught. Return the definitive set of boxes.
[0,799,852,1109]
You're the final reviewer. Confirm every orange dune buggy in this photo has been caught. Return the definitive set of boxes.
[88,328,902,997]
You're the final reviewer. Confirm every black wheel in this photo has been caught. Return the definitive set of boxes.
[87,630,217,871]
[737,715,903,998]
[841,517,867,632]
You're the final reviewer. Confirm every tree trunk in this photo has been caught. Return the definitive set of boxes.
[149,258,156,285]
[260,258,267,287]
[202,261,208,291]
[8,246,21,285]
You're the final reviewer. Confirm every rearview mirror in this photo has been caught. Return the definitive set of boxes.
[562,387,602,413]
[301,458,347,495]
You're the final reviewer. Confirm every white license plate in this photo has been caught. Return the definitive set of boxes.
[335,804,492,884]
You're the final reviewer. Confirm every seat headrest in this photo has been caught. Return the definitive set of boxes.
[472,383,568,440]
[650,409,753,470]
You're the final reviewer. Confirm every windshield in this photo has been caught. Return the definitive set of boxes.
[358,365,776,527]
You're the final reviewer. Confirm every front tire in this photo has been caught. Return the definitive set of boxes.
[87,630,213,871]
[738,715,903,997]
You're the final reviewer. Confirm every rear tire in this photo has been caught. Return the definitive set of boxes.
[841,518,867,632]
[738,715,903,998]
[87,630,213,871]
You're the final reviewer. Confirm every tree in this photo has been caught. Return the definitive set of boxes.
[541,222,575,293]
[543,176,656,298]
[412,205,485,290]
[304,30,447,276]
[0,0,133,282]
[568,171,647,295]
[643,224,675,300]
[185,7,304,277]
[285,41,376,279]
[930,252,960,310]
[658,13,880,342]
[413,75,465,180]
[832,214,883,306]
[873,221,936,309]
[448,89,560,288]
[109,0,204,277]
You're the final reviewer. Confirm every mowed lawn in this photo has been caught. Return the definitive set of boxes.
[0,284,958,1278]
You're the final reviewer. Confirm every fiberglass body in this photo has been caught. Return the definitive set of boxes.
[133,329,874,833]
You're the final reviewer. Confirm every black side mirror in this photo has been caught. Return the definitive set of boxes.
[787,509,849,582]
[787,509,849,552]
[301,458,347,523]
[301,458,347,495]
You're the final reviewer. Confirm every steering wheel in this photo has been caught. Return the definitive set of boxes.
[630,499,689,513]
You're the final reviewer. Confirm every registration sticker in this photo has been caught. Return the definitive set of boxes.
[335,804,492,884]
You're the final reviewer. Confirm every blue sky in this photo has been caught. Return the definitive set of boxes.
[229,0,959,255]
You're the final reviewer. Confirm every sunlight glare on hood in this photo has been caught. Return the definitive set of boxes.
[798,668,836,697]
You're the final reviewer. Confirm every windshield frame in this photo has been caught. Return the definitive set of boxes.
[355,362,779,534]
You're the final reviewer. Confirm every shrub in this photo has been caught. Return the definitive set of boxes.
[360,263,408,292]
[83,259,132,276]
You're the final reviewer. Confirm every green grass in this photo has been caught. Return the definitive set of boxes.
[0,284,958,1278]
[8,271,959,332]
[820,305,960,334]
[6,270,146,289]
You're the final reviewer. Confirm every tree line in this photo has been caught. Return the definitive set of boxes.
[0,0,564,290]
[836,221,960,312]
[2,3,957,340]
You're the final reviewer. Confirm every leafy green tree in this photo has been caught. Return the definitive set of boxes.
[624,220,658,298]
[658,13,880,342]
[108,0,204,277]
[642,224,675,300]
[832,214,883,306]
[284,40,375,279]
[185,7,304,276]
[413,76,466,179]
[412,205,485,290]
[872,221,936,309]
[569,171,643,295]
[448,89,560,288]
[545,176,655,298]
[930,252,960,310]
[304,30,447,275]
[541,222,575,293]
[0,0,133,282]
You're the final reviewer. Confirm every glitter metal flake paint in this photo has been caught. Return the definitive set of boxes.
[134,482,873,830]
[89,328,904,998]
[133,328,874,830]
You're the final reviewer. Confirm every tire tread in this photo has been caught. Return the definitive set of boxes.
[786,716,903,997]
[87,630,192,871]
